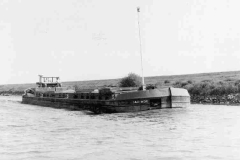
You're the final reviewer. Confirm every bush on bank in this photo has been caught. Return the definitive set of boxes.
[173,79,240,96]
[118,73,142,87]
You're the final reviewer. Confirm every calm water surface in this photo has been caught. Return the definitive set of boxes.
[0,96,240,160]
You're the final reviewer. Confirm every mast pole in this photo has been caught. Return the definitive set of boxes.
[137,7,145,90]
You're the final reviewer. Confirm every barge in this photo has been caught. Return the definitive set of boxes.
[22,75,190,114]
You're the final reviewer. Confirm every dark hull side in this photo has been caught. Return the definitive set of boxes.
[22,96,190,114]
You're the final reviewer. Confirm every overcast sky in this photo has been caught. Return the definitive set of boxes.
[1,0,240,84]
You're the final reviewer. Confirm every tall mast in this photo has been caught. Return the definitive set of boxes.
[137,7,145,90]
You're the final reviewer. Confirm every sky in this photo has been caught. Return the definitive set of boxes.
[1,0,240,84]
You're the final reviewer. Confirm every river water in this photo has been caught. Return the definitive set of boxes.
[0,96,240,160]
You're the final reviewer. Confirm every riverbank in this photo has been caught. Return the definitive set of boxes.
[2,70,240,103]
[191,94,240,105]
[1,70,240,94]
[0,92,23,96]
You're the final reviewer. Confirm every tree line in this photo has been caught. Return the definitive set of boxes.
[118,73,240,97]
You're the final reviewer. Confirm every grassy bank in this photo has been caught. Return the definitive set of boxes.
[1,70,240,98]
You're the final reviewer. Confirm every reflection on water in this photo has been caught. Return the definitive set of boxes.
[0,96,240,160]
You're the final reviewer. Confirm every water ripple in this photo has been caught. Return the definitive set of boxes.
[0,96,240,160]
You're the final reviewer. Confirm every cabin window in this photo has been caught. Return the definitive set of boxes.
[124,100,132,105]
[109,101,115,105]
[119,101,123,105]
[123,101,128,105]
[124,101,129,105]
[126,101,132,105]
[119,101,132,105]
[133,100,140,104]
[81,94,84,99]
[141,100,149,104]
[85,93,89,99]
[150,99,161,107]
[73,94,78,99]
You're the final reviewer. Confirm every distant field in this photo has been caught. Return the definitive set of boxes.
[1,70,240,93]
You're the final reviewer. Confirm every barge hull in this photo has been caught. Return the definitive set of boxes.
[22,95,190,114]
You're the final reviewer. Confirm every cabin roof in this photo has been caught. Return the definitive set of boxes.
[170,87,190,96]
[115,88,170,101]
[36,82,60,85]
[115,87,189,101]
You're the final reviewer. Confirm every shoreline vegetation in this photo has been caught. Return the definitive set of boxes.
[2,70,240,105]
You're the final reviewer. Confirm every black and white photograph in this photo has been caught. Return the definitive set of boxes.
[0,0,240,159]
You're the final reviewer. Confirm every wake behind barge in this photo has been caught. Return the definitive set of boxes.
[22,76,190,114]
